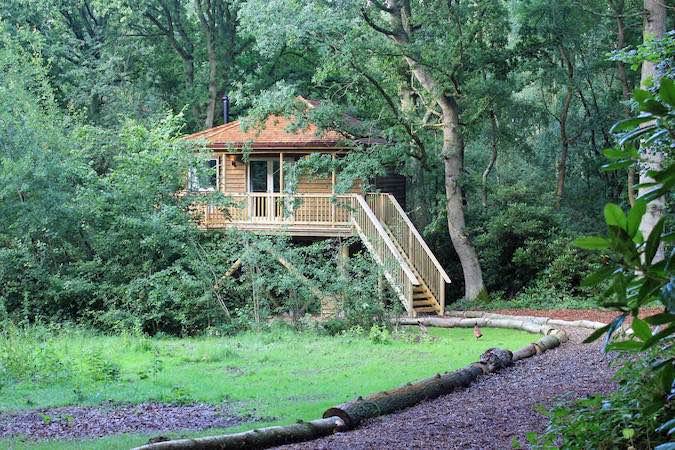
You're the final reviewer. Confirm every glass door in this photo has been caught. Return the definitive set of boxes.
[249,159,282,220]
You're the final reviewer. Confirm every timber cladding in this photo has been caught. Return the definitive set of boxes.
[223,158,247,193]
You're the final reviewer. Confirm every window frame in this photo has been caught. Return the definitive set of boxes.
[189,156,220,192]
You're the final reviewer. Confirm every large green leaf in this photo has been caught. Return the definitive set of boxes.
[645,217,665,264]
[626,201,646,238]
[604,203,627,230]
[630,317,652,341]
[659,77,675,107]
[574,236,610,249]
[609,116,655,133]
[581,265,615,287]
[641,323,675,350]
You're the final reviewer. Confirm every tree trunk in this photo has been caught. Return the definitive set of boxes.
[363,0,484,300]
[324,365,483,429]
[133,417,344,450]
[638,0,666,259]
[555,45,574,209]
[481,110,498,207]
[611,0,637,206]
[196,0,219,129]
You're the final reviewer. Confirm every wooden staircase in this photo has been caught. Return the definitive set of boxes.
[350,193,450,317]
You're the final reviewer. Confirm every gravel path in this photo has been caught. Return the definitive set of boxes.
[279,328,617,450]
[0,403,247,440]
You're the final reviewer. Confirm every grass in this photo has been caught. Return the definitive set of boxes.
[1,324,536,449]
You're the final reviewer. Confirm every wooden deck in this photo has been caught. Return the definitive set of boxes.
[193,192,450,316]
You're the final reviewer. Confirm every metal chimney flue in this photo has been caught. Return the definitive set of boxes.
[223,94,230,124]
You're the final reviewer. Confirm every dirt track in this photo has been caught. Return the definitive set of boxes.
[279,327,617,450]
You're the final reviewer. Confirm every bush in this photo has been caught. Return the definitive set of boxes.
[531,350,674,449]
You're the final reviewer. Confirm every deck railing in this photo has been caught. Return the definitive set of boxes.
[193,192,420,313]
[349,195,418,311]
[366,193,451,312]
[194,193,352,227]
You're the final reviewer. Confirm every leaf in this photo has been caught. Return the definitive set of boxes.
[610,116,654,133]
[603,315,627,350]
[645,217,665,264]
[574,236,610,250]
[607,340,642,351]
[644,312,675,326]
[581,266,614,287]
[640,99,669,115]
[583,323,611,343]
[631,317,652,341]
[626,201,646,238]
[656,416,675,435]
[601,159,636,172]
[604,203,627,230]
[641,324,675,350]
[618,124,656,146]
[659,77,675,107]
[633,88,652,104]
[622,428,635,439]
[644,128,669,145]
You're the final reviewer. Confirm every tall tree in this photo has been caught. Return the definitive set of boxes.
[360,0,488,300]
[637,0,667,259]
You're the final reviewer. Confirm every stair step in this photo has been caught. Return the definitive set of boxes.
[413,293,431,299]
[414,306,440,313]
[413,301,434,307]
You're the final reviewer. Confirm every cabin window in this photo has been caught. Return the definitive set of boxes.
[189,157,219,191]
[248,158,288,193]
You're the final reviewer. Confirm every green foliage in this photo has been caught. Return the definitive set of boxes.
[552,36,675,449]
[532,349,674,450]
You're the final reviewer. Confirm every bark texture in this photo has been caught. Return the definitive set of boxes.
[323,366,483,429]
[362,0,485,300]
[133,417,344,450]
[637,0,667,260]
[555,45,575,208]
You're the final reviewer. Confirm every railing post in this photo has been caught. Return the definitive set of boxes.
[439,278,445,316]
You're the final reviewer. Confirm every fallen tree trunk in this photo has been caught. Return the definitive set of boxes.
[323,366,482,429]
[132,416,345,450]
[445,310,606,330]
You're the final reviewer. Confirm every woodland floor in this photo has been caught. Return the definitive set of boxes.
[279,318,619,450]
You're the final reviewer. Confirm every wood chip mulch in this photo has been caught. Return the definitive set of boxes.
[279,328,618,450]
[0,402,248,441]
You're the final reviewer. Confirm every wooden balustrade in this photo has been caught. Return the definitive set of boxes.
[350,195,418,312]
[365,193,451,313]
[192,192,441,315]
[194,193,353,227]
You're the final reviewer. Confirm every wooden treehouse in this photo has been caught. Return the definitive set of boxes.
[185,97,450,317]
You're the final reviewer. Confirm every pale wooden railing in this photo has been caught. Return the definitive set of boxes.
[349,195,419,312]
[194,193,352,226]
[193,192,420,313]
[366,193,451,312]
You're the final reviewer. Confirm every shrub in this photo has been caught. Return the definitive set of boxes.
[531,349,674,449]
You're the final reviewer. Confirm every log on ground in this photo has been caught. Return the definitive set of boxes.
[323,366,483,429]
[132,417,345,450]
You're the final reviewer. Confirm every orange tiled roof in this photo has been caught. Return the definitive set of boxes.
[185,97,349,150]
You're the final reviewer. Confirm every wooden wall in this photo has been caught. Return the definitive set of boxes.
[222,158,247,193]
[297,175,332,193]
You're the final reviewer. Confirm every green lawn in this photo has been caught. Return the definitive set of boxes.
[1,325,536,449]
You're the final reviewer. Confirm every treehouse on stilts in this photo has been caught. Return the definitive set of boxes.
[185,97,450,317]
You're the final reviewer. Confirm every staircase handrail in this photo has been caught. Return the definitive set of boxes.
[350,194,419,286]
[383,194,451,283]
